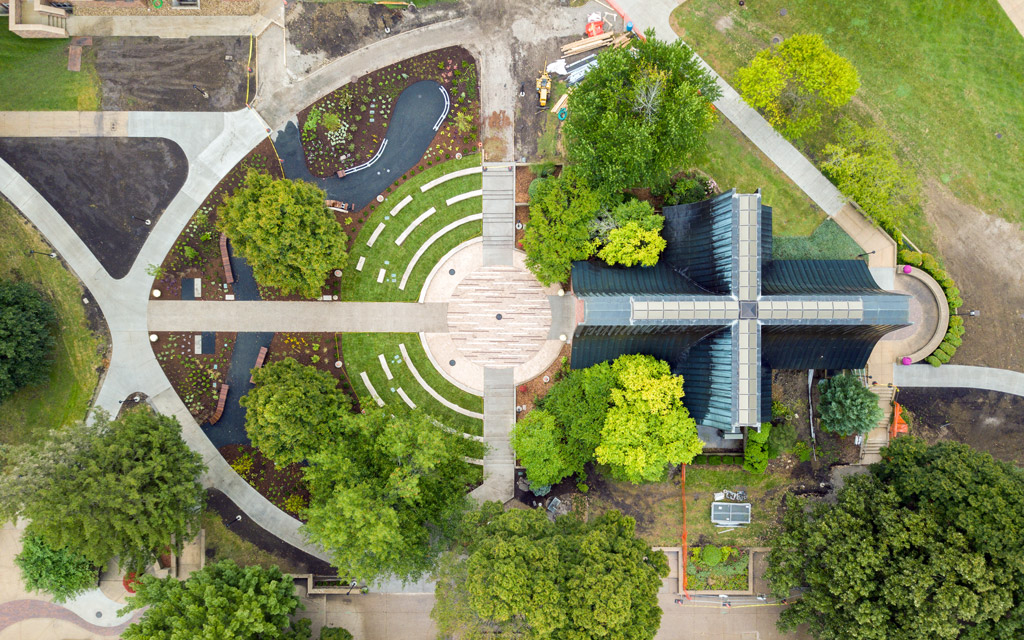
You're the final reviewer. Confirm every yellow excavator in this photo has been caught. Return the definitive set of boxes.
[536,68,551,107]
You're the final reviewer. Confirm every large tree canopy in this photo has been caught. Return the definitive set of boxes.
[433,506,668,640]
[0,408,205,570]
[736,33,859,139]
[522,169,604,286]
[218,171,348,298]
[767,437,1024,640]
[302,408,473,582]
[121,560,310,640]
[0,280,56,403]
[564,29,720,192]
[817,373,882,436]
[512,355,701,486]
[242,357,351,466]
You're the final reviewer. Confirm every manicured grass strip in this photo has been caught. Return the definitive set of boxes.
[342,156,483,301]
[673,0,1024,229]
[399,214,482,290]
[0,23,100,110]
[0,201,103,444]
[772,219,861,260]
[343,333,483,436]
[696,120,825,237]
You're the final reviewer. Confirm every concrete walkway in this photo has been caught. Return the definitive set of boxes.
[148,301,449,333]
[896,364,1024,397]
[481,163,516,266]
[999,0,1024,39]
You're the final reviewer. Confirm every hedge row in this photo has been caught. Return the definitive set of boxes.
[898,249,966,367]
[691,454,744,466]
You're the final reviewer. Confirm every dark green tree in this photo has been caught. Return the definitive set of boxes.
[218,171,348,298]
[0,280,56,403]
[242,358,351,466]
[522,169,605,286]
[565,29,720,192]
[0,408,206,570]
[767,437,1024,640]
[15,533,97,602]
[433,506,668,640]
[817,373,882,436]
[302,408,473,582]
[121,560,310,640]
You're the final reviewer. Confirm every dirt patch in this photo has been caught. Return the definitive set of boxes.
[220,444,310,520]
[922,180,1024,372]
[286,1,465,73]
[897,388,1024,464]
[205,488,335,575]
[152,331,235,423]
[154,138,282,300]
[586,469,682,546]
[94,36,250,111]
[0,137,187,279]
[714,14,734,33]
[514,164,534,202]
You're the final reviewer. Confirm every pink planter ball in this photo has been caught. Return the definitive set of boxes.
[901,357,912,365]
[903,265,912,274]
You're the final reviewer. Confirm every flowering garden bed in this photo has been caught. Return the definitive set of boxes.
[686,545,749,591]
[297,46,480,178]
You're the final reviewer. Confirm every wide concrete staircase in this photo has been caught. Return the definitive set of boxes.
[859,354,896,464]
[481,163,515,267]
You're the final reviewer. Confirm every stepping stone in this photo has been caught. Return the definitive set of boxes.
[359,372,385,407]
[356,256,365,271]
[395,207,435,246]
[67,45,82,72]
[397,388,416,409]
[367,223,386,247]
[390,194,413,217]
[377,268,386,283]
[378,354,393,380]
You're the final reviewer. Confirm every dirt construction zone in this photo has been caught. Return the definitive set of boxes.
[94,36,250,111]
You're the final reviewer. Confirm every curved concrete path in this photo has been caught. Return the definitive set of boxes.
[896,365,1024,397]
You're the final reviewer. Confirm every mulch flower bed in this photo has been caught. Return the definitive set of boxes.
[151,331,236,422]
[298,46,480,178]
[152,137,283,301]
[515,343,571,419]
[220,444,310,520]
[686,546,749,591]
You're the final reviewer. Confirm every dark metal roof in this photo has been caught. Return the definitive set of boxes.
[763,260,887,295]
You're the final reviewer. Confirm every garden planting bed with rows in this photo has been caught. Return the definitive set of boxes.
[220,444,310,521]
[298,46,480,178]
[151,331,235,423]
[152,137,283,301]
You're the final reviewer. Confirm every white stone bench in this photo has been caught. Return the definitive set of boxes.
[366,223,386,247]
[378,354,393,380]
[399,214,483,290]
[397,388,416,409]
[395,207,436,246]
[419,166,482,193]
[390,194,413,216]
[398,343,484,419]
[359,371,385,407]
[445,189,483,207]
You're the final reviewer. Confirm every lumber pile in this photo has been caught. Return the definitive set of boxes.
[560,33,613,56]
[560,32,631,57]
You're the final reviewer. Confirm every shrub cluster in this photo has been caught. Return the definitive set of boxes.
[898,250,966,367]
[742,424,772,474]
[690,454,743,466]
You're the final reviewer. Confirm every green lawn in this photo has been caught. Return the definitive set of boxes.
[342,332,484,439]
[0,200,105,444]
[0,23,100,110]
[684,466,798,548]
[342,155,483,301]
[696,120,825,236]
[672,0,1024,231]
[772,219,861,260]
[201,510,303,573]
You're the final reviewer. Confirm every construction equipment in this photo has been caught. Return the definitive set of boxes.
[536,68,551,107]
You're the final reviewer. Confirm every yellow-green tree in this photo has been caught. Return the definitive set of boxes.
[595,355,703,483]
[736,34,859,139]
[218,171,348,298]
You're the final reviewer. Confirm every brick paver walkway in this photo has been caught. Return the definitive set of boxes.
[0,600,140,636]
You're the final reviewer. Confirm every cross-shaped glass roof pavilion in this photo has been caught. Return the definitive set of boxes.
[570,190,910,438]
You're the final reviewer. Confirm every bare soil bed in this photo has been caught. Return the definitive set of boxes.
[923,180,1024,372]
[94,36,250,111]
[0,137,187,279]
[153,138,281,301]
[287,1,465,69]
[897,388,1024,465]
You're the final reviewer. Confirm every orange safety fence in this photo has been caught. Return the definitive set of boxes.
[681,464,691,598]
[890,402,909,439]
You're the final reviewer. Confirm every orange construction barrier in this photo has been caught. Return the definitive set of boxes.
[890,402,909,439]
